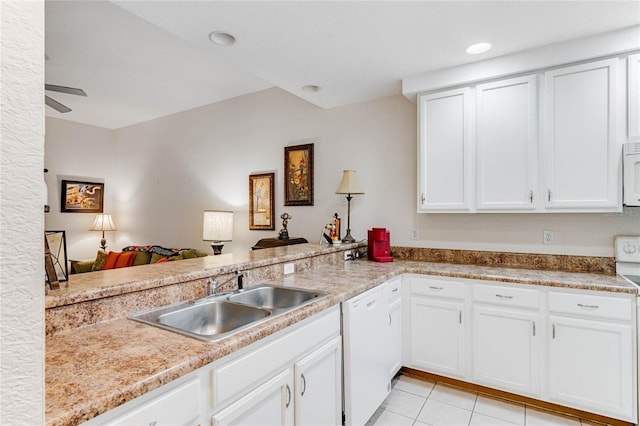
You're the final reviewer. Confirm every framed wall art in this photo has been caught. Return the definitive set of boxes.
[249,172,275,230]
[284,142,314,206]
[60,179,104,213]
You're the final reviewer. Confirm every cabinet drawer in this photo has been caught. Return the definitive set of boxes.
[410,277,465,299]
[548,291,633,321]
[385,277,402,302]
[473,284,539,309]
[211,307,339,409]
[111,378,200,425]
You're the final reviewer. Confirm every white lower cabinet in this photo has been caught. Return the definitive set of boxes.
[211,307,342,426]
[472,284,540,397]
[212,369,294,426]
[405,275,637,423]
[548,291,635,421]
[407,276,466,378]
[294,337,342,426]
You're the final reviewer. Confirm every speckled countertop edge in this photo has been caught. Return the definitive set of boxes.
[45,258,636,426]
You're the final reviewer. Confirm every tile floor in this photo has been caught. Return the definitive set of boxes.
[366,374,607,426]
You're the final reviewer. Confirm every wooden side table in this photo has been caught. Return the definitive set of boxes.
[251,237,308,250]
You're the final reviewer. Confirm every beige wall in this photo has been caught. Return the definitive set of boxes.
[46,88,638,260]
[1,1,45,423]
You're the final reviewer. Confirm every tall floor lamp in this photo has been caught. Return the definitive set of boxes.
[335,170,364,243]
[89,214,117,250]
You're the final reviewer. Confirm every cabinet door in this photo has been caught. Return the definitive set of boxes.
[387,298,402,379]
[476,75,538,210]
[410,296,465,378]
[629,53,640,141]
[543,58,621,211]
[294,337,342,426]
[548,316,634,421]
[418,88,472,212]
[472,305,539,396]
[212,369,293,426]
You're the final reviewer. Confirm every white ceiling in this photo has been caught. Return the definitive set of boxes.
[45,1,640,130]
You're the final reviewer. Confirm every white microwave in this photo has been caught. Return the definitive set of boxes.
[624,142,640,206]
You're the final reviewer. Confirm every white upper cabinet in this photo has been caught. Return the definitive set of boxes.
[476,76,538,210]
[418,88,472,212]
[629,53,640,141]
[543,58,621,211]
[417,55,628,213]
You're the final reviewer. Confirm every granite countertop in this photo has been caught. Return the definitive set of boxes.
[45,250,636,426]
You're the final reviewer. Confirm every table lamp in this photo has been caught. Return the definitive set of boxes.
[89,213,117,250]
[335,170,364,243]
[203,210,233,255]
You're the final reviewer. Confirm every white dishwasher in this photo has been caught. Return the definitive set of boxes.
[343,284,391,426]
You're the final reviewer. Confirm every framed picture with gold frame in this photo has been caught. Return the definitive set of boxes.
[284,142,314,206]
[249,172,275,230]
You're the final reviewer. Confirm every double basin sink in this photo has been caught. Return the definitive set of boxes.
[129,284,329,342]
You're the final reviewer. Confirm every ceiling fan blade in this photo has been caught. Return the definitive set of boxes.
[45,84,87,97]
[45,95,72,113]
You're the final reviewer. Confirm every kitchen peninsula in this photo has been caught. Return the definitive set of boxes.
[46,243,637,426]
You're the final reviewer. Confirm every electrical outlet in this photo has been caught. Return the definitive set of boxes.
[543,230,554,245]
[411,229,418,240]
[284,263,294,274]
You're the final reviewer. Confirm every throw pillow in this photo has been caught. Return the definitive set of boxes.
[168,254,184,261]
[103,251,121,270]
[91,250,109,271]
[115,252,136,268]
[155,256,169,263]
[150,253,167,264]
[195,251,208,257]
[181,249,196,259]
[131,251,152,266]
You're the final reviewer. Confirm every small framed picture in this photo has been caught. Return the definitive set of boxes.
[249,172,275,230]
[60,179,104,213]
[45,230,68,282]
[284,142,314,206]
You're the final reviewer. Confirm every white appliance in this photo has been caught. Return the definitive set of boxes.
[623,142,640,207]
[615,235,640,425]
[342,285,391,426]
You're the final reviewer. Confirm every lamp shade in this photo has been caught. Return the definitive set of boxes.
[335,170,364,195]
[203,210,233,242]
[89,214,117,232]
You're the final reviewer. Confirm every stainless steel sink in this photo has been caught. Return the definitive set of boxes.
[227,285,327,310]
[130,299,271,342]
[129,284,329,342]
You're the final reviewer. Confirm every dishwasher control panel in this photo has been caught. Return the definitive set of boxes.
[615,235,640,263]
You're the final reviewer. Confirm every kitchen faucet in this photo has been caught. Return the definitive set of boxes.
[208,270,244,295]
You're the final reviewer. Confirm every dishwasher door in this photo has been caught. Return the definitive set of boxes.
[342,285,390,426]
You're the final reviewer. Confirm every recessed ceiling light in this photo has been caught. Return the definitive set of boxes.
[465,42,492,55]
[302,85,321,93]
[209,31,236,46]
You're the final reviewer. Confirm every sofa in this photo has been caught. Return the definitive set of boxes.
[70,245,209,274]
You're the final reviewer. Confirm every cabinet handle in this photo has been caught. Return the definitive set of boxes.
[532,321,536,337]
[547,189,552,202]
[389,313,392,326]
[301,373,307,397]
[552,324,556,339]
[421,193,426,204]
[285,384,292,407]
[366,300,377,309]
[459,311,462,324]
[392,287,399,293]
[429,286,444,291]
[529,190,533,204]
[577,303,599,309]
[495,294,513,300]
[149,422,157,426]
